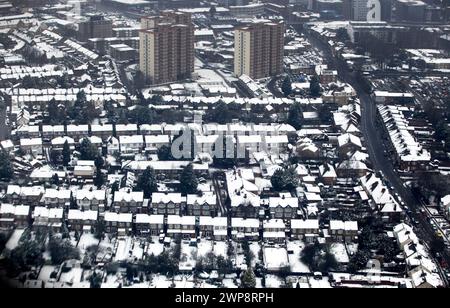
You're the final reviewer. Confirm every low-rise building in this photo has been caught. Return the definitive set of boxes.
[263,194,299,219]
[135,214,164,235]
[291,219,320,242]
[150,193,185,215]
[186,193,217,217]
[119,135,144,154]
[0,204,30,228]
[76,189,106,212]
[42,189,72,208]
[167,215,196,239]
[32,207,64,232]
[329,220,358,242]
[263,219,286,243]
[20,138,43,155]
[103,212,133,235]
[113,191,145,213]
[199,216,228,240]
[231,218,260,241]
[6,185,44,205]
[67,210,98,232]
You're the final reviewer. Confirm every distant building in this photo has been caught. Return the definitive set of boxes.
[346,21,406,44]
[395,0,426,22]
[78,15,112,42]
[234,20,284,79]
[139,11,195,84]
[343,0,391,21]
[109,44,137,62]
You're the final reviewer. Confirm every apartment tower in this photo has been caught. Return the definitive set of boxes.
[139,11,194,85]
[234,20,285,79]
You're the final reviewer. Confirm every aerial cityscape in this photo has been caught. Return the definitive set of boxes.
[0,0,449,290]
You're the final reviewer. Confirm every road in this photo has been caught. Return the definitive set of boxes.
[302,28,449,286]
[0,106,8,141]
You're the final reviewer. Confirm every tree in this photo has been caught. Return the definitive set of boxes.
[79,138,98,161]
[51,173,60,186]
[430,237,445,256]
[217,255,234,275]
[270,166,299,192]
[68,91,97,124]
[241,267,256,288]
[207,102,233,124]
[0,150,13,179]
[180,164,198,195]
[48,236,80,265]
[309,75,322,98]
[94,168,105,188]
[336,28,350,42]
[90,271,103,288]
[348,250,370,273]
[128,106,155,125]
[242,241,254,267]
[281,76,292,97]
[136,167,158,198]
[320,252,338,272]
[6,238,43,276]
[209,5,217,16]
[287,102,303,130]
[133,71,146,91]
[95,155,104,169]
[94,220,106,240]
[62,141,71,166]
[157,145,173,161]
[227,242,235,258]
[47,98,59,123]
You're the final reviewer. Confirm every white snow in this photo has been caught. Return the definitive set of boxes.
[114,237,133,261]
[287,241,310,273]
[5,229,25,251]
[263,246,289,271]
[330,243,349,263]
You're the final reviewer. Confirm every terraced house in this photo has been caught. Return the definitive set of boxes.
[186,193,217,216]
[150,192,185,215]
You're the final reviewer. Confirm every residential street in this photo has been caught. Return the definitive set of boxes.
[0,107,7,141]
[302,28,450,286]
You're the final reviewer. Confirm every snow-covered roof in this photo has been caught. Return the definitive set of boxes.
[378,105,430,163]
[151,192,184,204]
[263,219,286,229]
[43,189,71,200]
[291,219,319,230]
[167,215,196,226]
[68,210,98,221]
[231,218,259,228]
[135,214,164,225]
[186,193,217,206]
[264,196,299,208]
[199,216,228,227]
[76,190,106,201]
[330,220,358,231]
[338,133,362,148]
[114,191,144,203]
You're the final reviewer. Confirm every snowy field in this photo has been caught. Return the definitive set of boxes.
[179,241,197,271]
[287,241,310,273]
[77,233,99,253]
[263,246,289,271]
[330,243,350,264]
[146,238,164,256]
[212,241,228,258]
